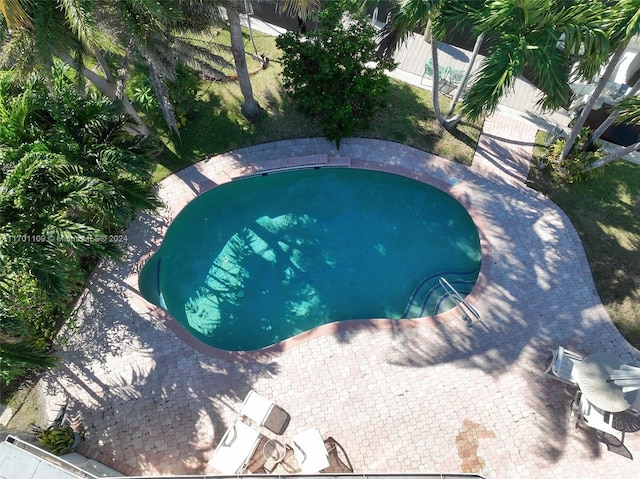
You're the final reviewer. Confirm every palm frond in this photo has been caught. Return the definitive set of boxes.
[433,0,482,38]
[525,44,572,111]
[57,0,97,47]
[0,337,59,370]
[278,0,322,21]
[461,38,524,121]
[378,0,438,57]
[613,96,640,125]
[0,0,32,29]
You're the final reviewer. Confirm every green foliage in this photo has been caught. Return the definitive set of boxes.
[438,0,610,121]
[0,338,60,386]
[545,128,604,183]
[276,1,396,147]
[129,62,201,131]
[33,425,81,455]
[0,65,160,384]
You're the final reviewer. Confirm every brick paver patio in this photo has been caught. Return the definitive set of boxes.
[41,137,640,478]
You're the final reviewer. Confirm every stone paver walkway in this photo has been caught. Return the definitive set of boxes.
[41,137,640,479]
[472,109,539,186]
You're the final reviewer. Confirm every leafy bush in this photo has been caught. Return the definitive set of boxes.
[0,64,160,384]
[34,425,82,455]
[545,128,604,183]
[276,1,396,147]
[129,62,201,131]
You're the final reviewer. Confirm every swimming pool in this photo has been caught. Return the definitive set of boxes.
[139,167,481,351]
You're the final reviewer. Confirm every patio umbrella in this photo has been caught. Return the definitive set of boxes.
[609,364,640,393]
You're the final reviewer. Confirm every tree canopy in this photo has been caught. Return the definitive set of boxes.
[0,66,159,384]
[276,1,396,146]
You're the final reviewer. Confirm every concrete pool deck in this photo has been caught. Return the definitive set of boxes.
[39,130,640,478]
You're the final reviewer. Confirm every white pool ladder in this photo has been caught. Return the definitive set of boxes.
[438,277,481,325]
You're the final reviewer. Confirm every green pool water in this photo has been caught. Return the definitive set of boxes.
[139,167,481,351]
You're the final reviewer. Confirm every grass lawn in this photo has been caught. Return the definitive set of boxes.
[529,132,640,349]
[152,28,480,182]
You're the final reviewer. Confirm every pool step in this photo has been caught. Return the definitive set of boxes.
[404,269,479,319]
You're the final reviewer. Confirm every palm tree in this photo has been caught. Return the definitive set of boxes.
[559,0,640,162]
[0,0,152,134]
[227,0,324,120]
[0,0,237,134]
[0,65,161,384]
[378,0,452,127]
[443,0,609,123]
[0,67,159,299]
[225,1,262,119]
[586,95,640,170]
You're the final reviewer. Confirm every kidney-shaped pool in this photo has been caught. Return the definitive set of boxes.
[139,167,481,351]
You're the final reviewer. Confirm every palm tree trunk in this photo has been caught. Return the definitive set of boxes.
[445,32,484,121]
[57,51,151,136]
[426,22,446,127]
[227,4,262,119]
[93,49,115,83]
[587,140,640,170]
[559,44,627,161]
[431,44,446,126]
[587,76,640,146]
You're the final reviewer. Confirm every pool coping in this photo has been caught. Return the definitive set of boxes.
[128,146,492,361]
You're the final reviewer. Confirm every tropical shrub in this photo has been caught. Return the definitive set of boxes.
[129,62,201,131]
[545,128,604,183]
[0,64,160,384]
[33,425,82,455]
[276,0,396,147]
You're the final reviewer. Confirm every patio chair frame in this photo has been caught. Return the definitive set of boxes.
[571,390,626,444]
[240,390,290,435]
[291,427,330,474]
[544,346,584,387]
[207,420,262,475]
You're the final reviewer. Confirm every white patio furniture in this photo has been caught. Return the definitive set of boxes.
[609,364,640,393]
[578,352,638,412]
[207,420,261,474]
[291,427,330,473]
[628,390,640,416]
[571,390,625,444]
[240,390,290,435]
[544,346,584,386]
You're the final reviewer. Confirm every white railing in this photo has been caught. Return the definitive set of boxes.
[4,436,486,479]
[438,277,481,324]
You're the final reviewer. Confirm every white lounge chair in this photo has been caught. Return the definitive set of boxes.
[571,390,625,444]
[207,420,261,474]
[544,346,584,386]
[291,427,330,473]
[240,390,290,435]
